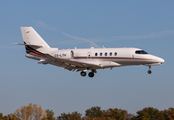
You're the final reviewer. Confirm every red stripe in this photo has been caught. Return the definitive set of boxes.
[74,57,151,60]
[30,52,45,58]
[31,51,46,57]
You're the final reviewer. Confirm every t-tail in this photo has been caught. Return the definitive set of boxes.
[21,27,50,48]
[18,27,57,60]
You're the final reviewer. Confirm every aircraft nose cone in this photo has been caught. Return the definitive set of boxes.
[158,57,165,64]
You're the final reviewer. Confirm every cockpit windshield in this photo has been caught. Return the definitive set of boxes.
[135,50,148,54]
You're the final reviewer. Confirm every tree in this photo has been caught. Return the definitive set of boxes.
[0,113,15,120]
[0,113,3,119]
[85,106,103,119]
[57,111,82,120]
[103,108,127,120]
[161,108,174,120]
[45,109,55,120]
[131,107,164,120]
[14,103,46,120]
[68,111,82,120]
[8,113,19,120]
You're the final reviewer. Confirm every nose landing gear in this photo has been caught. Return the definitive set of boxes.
[148,66,152,74]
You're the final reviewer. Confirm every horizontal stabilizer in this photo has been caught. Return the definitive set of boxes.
[13,43,44,47]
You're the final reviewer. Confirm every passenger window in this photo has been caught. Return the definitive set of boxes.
[114,52,117,56]
[105,52,107,56]
[100,53,102,56]
[110,52,112,56]
[95,53,98,56]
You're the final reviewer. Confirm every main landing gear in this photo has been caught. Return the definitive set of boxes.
[80,70,95,78]
[80,71,86,76]
[148,66,152,74]
[88,72,94,77]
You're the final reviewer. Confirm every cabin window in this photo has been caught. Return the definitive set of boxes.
[110,52,112,56]
[114,52,117,56]
[105,52,107,56]
[95,53,98,56]
[100,53,102,56]
[135,50,148,54]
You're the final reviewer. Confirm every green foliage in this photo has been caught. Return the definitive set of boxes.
[103,108,131,120]
[46,109,55,120]
[57,111,82,120]
[161,108,174,120]
[131,107,165,120]
[85,106,103,118]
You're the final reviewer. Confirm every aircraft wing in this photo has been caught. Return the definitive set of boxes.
[45,54,102,71]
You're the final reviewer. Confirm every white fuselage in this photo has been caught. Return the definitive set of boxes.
[44,47,164,69]
[20,27,164,77]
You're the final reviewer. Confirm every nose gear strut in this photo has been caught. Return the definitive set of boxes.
[148,66,152,74]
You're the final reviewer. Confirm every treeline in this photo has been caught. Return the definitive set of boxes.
[1,103,174,120]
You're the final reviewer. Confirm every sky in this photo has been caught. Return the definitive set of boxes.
[0,0,174,117]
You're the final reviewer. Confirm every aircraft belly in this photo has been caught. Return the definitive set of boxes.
[47,56,158,70]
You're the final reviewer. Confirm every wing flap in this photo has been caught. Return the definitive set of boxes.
[45,54,121,71]
[45,54,101,71]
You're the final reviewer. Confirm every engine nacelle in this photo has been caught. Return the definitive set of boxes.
[50,50,74,59]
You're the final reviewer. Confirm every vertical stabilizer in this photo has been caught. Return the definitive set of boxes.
[20,27,50,48]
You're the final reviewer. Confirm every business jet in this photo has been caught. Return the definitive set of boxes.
[15,27,164,77]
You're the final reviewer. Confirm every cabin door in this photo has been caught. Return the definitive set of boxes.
[71,50,74,59]
[87,52,92,59]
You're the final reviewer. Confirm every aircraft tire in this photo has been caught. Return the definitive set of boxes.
[81,71,86,77]
[88,72,94,78]
[148,70,152,74]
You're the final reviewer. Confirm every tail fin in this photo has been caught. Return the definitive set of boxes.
[20,27,50,48]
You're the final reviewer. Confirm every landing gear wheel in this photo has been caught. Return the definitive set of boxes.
[80,71,86,77]
[88,72,94,78]
[148,66,152,74]
[148,70,152,74]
